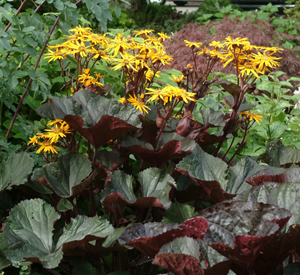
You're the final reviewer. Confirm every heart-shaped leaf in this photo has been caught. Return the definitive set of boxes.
[264,139,300,167]
[4,199,114,269]
[198,200,291,271]
[0,152,34,195]
[177,145,232,202]
[118,217,209,258]
[100,168,176,209]
[122,133,196,168]
[31,154,92,198]
[153,237,204,275]
[3,199,62,268]
[162,201,197,224]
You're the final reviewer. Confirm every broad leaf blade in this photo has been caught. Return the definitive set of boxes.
[31,154,92,198]
[0,152,34,194]
[153,237,204,275]
[118,217,208,258]
[177,145,230,202]
[138,168,176,209]
[162,201,197,224]
[3,199,62,268]
[56,215,114,250]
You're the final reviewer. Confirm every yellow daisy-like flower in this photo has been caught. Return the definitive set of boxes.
[158,32,171,41]
[133,29,154,37]
[69,25,92,35]
[184,40,202,49]
[27,135,39,146]
[241,111,263,125]
[47,119,64,126]
[106,35,131,57]
[112,52,138,71]
[36,140,59,154]
[222,36,250,50]
[209,41,222,48]
[127,94,151,114]
[239,62,262,79]
[170,74,186,83]
[118,97,126,104]
[44,122,72,143]
[44,48,65,62]
[250,52,281,71]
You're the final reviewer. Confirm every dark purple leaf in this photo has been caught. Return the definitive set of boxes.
[118,217,209,258]
[198,200,291,271]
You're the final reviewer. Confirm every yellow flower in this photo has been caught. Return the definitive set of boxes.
[127,94,151,114]
[36,140,59,154]
[27,135,39,146]
[47,119,64,126]
[250,52,281,71]
[118,97,126,104]
[158,32,171,41]
[112,52,138,71]
[106,35,131,57]
[222,36,250,50]
[184,40,202,49]
[241,111,263,125]
[133,29,154,37]
[209,41,222,48]
[69,25,92,35]
[65,40,91,58]
[44,48,65,62]
[44,122,72,143]
[239,62,262,79]
[170,74,186,83]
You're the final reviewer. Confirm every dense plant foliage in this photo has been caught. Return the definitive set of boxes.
[2,18,300,275]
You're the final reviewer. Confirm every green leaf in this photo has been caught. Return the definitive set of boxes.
[102,227,125,248]
[36,90,142,128]
[162,202,197,224]
[227,157,284,194]
[70,259,97,275]
[54,0,64,10]
[7,75,18,89]
[3,199,63,269]
[100,170,137,204]
[235,182,300,230]
[264,140,300,167]
[201,108,225,127]
[177,145,228,194]
[57,199,73,212]
[284,263,300,275]
[0,152,34,194]
[56,215,114,248]
[22,26,35,32]
[268,122,287,140]
[0,234,11,270]
[115,4,121,18]
[138,167,176,209]
[31,154,92,198]
[101,169,175,209]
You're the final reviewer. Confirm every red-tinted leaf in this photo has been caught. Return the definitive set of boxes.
[118,217,209,258]
[246,173,286,186]
[64,115,137,150]
[153,253,204,275]
[199,201,291,272]
[122,134,195,168]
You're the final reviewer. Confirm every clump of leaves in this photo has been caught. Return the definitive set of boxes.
[3,25,300,275]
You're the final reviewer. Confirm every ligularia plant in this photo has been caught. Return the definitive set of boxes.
[5,26,300,275]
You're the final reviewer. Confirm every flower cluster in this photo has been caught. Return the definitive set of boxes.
[28,119,72,155]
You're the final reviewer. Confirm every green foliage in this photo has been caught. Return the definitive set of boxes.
[284,0,300,19]
[108,7,136,30]
[3,4,300,274]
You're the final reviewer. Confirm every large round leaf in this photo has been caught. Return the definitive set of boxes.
[31,153,92,198]
[198,200,291,272]
[118,217,208,258]
[0,152,34,195]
